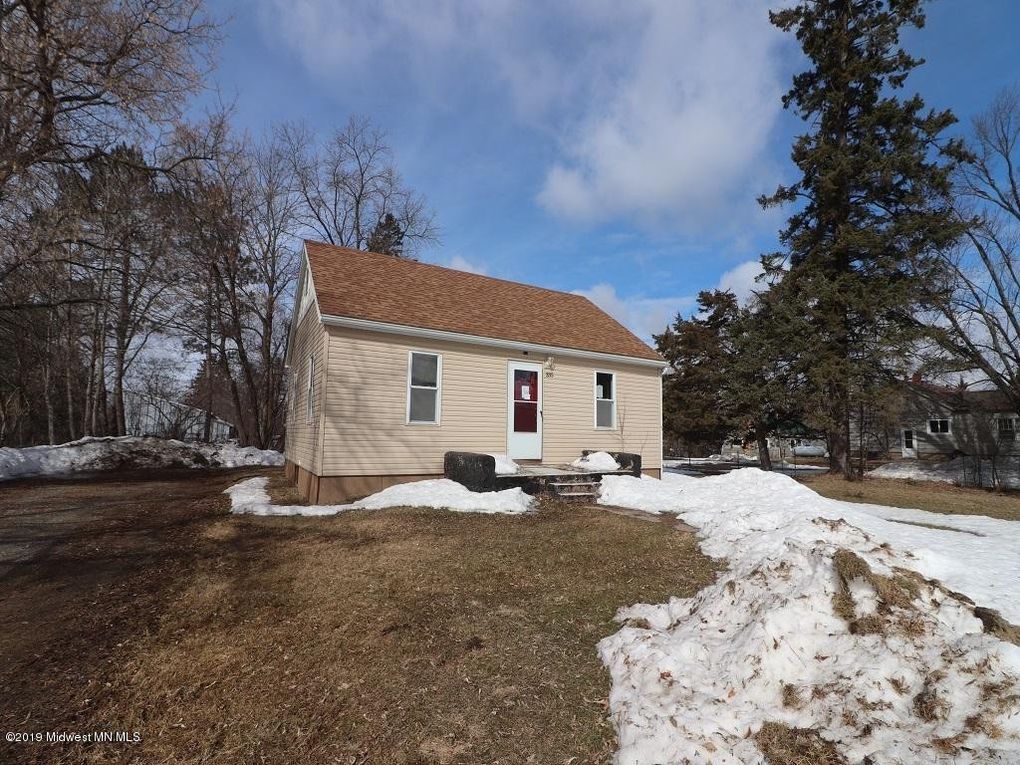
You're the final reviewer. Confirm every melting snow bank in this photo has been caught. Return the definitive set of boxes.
[0,436,283,481]
[226,476,533,516]
[598,469,1020,764]
[486,453,522,476]
[870,457,1020,490]
[572,451,621,472]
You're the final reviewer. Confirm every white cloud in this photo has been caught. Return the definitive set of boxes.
[443,255,488,275]
[574,283,694,343]
[537,1,786,229]
[256,0,788,232]
[716,259,764,305]
[574,260,765,341]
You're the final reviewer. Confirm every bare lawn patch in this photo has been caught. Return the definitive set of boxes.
[800,473,1020,522]
[0,471,720,765]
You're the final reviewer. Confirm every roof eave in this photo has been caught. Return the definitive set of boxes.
[318,313,667,368]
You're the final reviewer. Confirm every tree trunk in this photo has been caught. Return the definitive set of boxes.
[756,428,773,471]
[64,361,76,442]
[857,401,866,478]
[43,364,56,444]
[202,293,213,442]
[828,408,853,480]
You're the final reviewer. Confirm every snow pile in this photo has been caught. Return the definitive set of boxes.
[871,457,1020,489]
[0,436,283,482]
[355,479,532,514]
[485,453,521,475]
[571,451,621,472]
[226,477,347,517]
[597,469,1020,763]
[227,476,533,517]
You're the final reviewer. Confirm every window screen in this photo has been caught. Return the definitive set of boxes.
[595,371,615,428]
[408,352,441,423]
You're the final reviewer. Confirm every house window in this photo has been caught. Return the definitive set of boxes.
[928,418,950,434]
[999,417,1017,442]
[305,356,315,423]
[407,351,441,424]
[595,371,616,429]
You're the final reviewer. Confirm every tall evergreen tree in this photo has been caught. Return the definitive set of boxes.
[760,0,967,478]
[366,212,407,258]
[656,290,804,466]
[656,291,740,456]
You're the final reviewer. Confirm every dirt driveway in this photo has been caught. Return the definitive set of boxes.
[0,469,719,765]
[0,468,268,763]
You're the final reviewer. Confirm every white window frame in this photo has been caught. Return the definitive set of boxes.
[593,370,617,430]
[997,416,1017,442]
[305,355,315,423]
[406,350,442,425]
[927,417,951,435]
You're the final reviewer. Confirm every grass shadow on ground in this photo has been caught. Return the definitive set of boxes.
[2,475,720,765]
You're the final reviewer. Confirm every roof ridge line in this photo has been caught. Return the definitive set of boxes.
[304,239,591,302]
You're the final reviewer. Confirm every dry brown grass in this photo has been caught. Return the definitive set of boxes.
[1,473,721,765]
[800,473,1020,522]
[754,722,848,765]
[781,683,804,709]
[831,549,933,638]
[913,672,949,722]
[973,606,1020,646]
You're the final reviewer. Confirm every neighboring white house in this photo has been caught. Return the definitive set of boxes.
[284,240,666,503]
[889,385,1018,460]
[124,390,234,442]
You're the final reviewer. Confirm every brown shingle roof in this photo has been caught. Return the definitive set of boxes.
[304,240,662,362]
[911,383,1016,414]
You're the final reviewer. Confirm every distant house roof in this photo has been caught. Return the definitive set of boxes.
[910,383,1016,414]
[303,240,662,362]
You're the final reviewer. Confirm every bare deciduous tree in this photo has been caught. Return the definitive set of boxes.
[927,89,1020,414]
[0,0,216,190]
[281,117,437,258]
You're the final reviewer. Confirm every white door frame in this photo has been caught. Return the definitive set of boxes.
[506,361,543,459]
[901,428,917,458]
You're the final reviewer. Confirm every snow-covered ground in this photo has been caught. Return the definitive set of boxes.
[226,476,533,516]
[598,469,1020,763]
[0,436,283,482]
[871,456,1020,490]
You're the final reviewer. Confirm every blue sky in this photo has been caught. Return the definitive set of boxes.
[200,0,1020,343]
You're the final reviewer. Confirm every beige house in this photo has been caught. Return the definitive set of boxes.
[284,240,666,503]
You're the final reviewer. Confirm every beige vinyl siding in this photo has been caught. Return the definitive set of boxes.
[284,305,328,473]
[319,325,662,476]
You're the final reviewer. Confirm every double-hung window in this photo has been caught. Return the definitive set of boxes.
[928,417,950,435]
[407,351,442,424]
[999,417,1017,443]
[595,371,616,429]
[305,356,315,423]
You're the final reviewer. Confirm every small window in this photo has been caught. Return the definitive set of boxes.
[928,418,950,434]
[408,351,441,424]
[305,356,315,423]
[595,371,616,429]
[999,417,1016,442]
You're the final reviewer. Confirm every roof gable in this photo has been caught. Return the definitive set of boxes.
[303,240,662,362]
